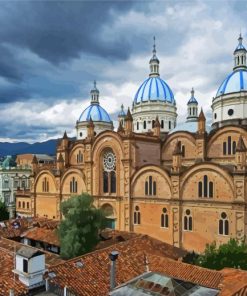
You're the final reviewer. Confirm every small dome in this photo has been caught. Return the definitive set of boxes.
[79,104,111,123]
[118,104,126,117]
[216,69,247,97]
[134,77,175,105]
[187,88,198,105]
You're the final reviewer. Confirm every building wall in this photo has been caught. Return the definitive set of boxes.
[30,125,247,253]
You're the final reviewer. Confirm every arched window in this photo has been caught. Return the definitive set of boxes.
[144,176,157,196]
[181,145,185,157]
[70,177,78,193]
[76,151,83,163]
[184,209,192,231]
[27,202,29,209]
[232,141,236,154]
[134,206,141,225]
[110,171,116,193]
[143,121,147,129]
[228,136,231,155]
[18,201,21,208]
[161,208,169,228]
[152,120,155,128]
[103,171,108,193]
[223,138,237,155]
[169,121,171,130]
[198,176,213,198]
[223,142,227,155]
[102,150,117,194]
[137,122,139,130]
[198,182,202,197]
[219,212,229,235]
[161,120,164,129]
[42,177,49,192]
[22,202,25,209]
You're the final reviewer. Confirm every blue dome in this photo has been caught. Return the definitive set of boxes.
[79,104,112,123]
[134,77,175,105]
[216,69,247,97]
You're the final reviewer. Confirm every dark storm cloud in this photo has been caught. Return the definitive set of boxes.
[0,1,136,65]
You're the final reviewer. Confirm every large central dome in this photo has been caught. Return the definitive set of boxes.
[134,76,175,104]
[132,37,177,133]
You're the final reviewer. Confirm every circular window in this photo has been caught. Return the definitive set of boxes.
[186,209,191,215]
[103,151,116,172]
[162,208,167,213]
[214,113,217,119]
[228,109,234,116]
[221,212,227,219]
[135,206,139,211]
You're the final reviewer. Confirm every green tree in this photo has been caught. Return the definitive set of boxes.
[0,201,9,221]
[195,238,247,270]
[58,193,107,259]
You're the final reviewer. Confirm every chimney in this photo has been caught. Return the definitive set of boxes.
[109,251,119,291]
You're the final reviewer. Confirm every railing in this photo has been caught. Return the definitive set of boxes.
[49,282,76,296]
[16,189,31,197]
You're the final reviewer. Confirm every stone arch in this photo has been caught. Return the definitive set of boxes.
[131,165,172,198]
[101,203,116,229]
[207,126,247,157]
[69,143,85,165]
[34,170,57,194]
[180,163,234,201]
[92,131,124,196]
[61,168,86,195]
[162,132,197,161]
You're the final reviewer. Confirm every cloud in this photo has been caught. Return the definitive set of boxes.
[0,0,246,141]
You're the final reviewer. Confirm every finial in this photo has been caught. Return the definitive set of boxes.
[153,36,156,52]
[238,33,243,45]
[191,87,194,97]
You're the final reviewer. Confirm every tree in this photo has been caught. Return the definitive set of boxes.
[58,193,107,259]
[0,201,9,221]
[195,238,247,270]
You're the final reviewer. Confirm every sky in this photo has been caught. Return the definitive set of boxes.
[0,0,246,143]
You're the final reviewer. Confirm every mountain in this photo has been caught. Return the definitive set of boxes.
[0,139,59,156]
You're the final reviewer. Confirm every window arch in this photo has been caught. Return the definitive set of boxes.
[198,175,213,198]
[223,137,236,155]
[102,150,117,194]
[184,209,192,231]
[143,121,147,129]
[161,120,164,129]
[22,201,25,209]
[18,201,21,208]
[27,202,29,209]
[76,150,83,163]
[42,177,49,192]
[161,208,169,228]
[219,212,229,235]
[70,177,78,193]
[169,121,171,130]
[137,122,139,130]
[181,145,185,157]
[145,176,157,196]
[134,206,141,225]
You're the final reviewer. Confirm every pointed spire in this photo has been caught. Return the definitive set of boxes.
[125,107,133,122]
[31,154,38,164]
[149,36,160,77]
[63,131,68,139]
[173,141,182,155]
[57,153,64,163]
[154,115,160,128]
[236,135,247,152]
[117,120,124,133]
[87,116,94,128]
[198,108,206,121]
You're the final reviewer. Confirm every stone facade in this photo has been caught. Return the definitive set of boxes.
[27,113,247,253]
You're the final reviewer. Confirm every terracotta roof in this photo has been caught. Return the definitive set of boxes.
[220,268,247,296]
[22,227,59,247]
[0,237,64,296]
[46,236,223,296]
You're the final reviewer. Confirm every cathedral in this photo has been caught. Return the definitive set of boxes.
[29,35,247,253]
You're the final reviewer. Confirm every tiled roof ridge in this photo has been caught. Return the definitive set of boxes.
[0,237,61,259]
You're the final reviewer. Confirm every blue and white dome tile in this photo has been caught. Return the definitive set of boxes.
[216,69,247,97]
[79,104,112,123]
[134,77,175,105]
